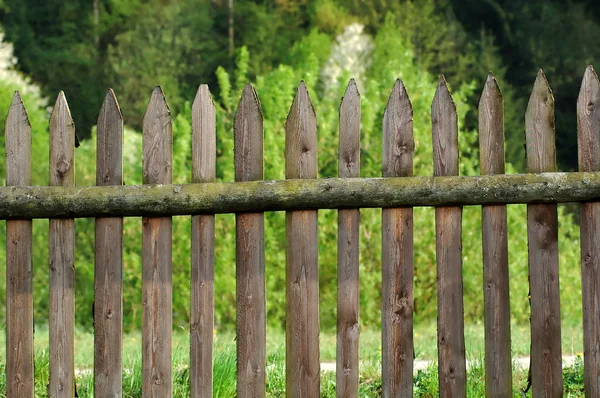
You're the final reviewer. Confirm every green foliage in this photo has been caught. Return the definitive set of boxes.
[564,355,585,396]
[204,20,582,331]
[0,8,586,334]
[2,347,585,397]
[106,0,219,130]
[311,0,356,35]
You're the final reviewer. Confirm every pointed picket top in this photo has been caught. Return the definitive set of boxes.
[478,73,505,175]
[286,81,317,179]
[339,79,361,178]
[50,91,74,129]
[431,75,458,177]
[49,91,75,186]
[383,79,414,178]
[525,69,556,173]
[7,91,30,127]
[577,65,600,172]
[99,88,122,121]
[192,84,216,184]
[96,89,123,186]
[143,86,171,121]
[6,91,30,131]
[234,83,264,182]
[6,91,31,186]
[142,86,172,184]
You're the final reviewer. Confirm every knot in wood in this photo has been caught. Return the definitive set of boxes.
[55,158,71,179]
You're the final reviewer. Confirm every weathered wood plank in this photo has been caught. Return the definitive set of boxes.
[6,91,34,398]
[478,73,512,397]
[49,92,76,398]
[432,76,466,397]
[286,81,320,397]
[381,79,414,397]
[337,79,360,398]
[1,173,600,218]
[191,84,216,398]
[525,69,562,398]
[577,65,600,398]
[235,84,266,398]
[94,89,124,397]
[142,86,173,397]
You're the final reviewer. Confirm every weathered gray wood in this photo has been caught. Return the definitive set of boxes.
[432,76,466,397]
[525,70,562,398]
[337,79,360,398]
[286,81,320,397]
[142,86,173,397]
[94,89,124,397]
[1,172,600,218]
[191,84,216,398]
[5,91,34,397]
[381,79,414,397]
[478,74,512,397]
[235,84,266,398]
[49,92,76,398]
[577,65,600,398]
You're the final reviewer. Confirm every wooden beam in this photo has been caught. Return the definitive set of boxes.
[0,173,599,218]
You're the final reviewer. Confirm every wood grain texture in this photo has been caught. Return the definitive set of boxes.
[432,77,466,397]
[381,79,414,397]
[94,89,124,397]
[235,84,266,398]
[577,65,600,398]
[191,84,216,397]
[49,92,76,398]
[5,91,34,397]
[432,77,458,177]
[525,70,562,397]
[285,82,320,397]
[478,74,512,397]
[142,86,173,397]
[3,173,600,218]
[337,80,360,398]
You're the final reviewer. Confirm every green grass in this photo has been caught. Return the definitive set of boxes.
[0,323,586,397]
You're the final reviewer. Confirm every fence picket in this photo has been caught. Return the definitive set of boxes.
[6,92,34,397]
[94,89,124,396]
[191,84,216,397]
[381,79,414,397]
[525,70,562,397]
[432,76,466,397]
[286,81,320,397]
[142,86,173,396]
[235,84,266,397]
[49,92,76,398]
[577,65,600,397]
[337,79,360,398]
[478,74,512,396]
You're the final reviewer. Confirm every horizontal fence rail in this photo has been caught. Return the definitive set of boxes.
[0,172,599,218]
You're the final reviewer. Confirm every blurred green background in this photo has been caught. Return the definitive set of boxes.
[0,0,595,334]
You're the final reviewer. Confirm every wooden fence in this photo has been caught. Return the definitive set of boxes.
[4,65,600,397]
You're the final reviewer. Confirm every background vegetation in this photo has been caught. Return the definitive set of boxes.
[0,0,595,335]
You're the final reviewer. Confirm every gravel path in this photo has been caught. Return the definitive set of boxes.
[319,355,580,373]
